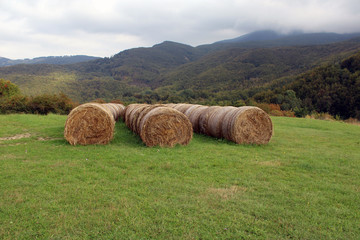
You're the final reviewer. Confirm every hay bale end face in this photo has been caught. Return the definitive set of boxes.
[64,103,124,145]
[139,106,193,147]
[124,104,193,147]
[222,106,273,144]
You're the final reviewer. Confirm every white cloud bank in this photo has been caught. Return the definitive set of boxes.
[1,0,360,59]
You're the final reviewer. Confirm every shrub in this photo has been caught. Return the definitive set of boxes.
[28,93,77,115]
[0,95,29,114]
[0,79,21,98]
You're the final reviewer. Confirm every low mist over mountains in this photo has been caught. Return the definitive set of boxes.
[216,30,360,45]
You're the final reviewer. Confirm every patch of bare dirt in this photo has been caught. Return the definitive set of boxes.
[37,137,63,141]
[257,160,282,167]
[0,133,31,141]
[207,185,247,200]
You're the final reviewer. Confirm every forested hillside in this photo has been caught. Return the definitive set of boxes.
[0,31,359,119]
[253,52,360,120]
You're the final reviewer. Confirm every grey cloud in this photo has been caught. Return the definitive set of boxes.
[1,0,360,59]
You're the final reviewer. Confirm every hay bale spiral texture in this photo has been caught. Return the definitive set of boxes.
[104,103,125,120]
[64,103,124,145]
[124,104,193,147]
[184,105,209,133]
[221,106,273,144]
[167,104,273,144]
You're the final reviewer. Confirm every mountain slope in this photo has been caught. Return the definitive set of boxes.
[252,51,360,120]
[216,30,285,43]
[158,38,360,91]
[1,31,360,104]
[198,31,360,54]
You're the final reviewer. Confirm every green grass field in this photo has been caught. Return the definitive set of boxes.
[0,114,359,239]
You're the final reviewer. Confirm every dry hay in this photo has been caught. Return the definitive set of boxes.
[124,104,193,147]
[126,104,148,132]
[198,106,222,135]
[64,103,125,145]
[172,103,194,114]
[139,106,193,147]
[102,103,125,121]
[103,103,125,120]
[167,104,273,144]
[134,104,164,135]
[183,105,209,133]
[221,106,273,144]
[164,103,177,108]
[206,106,238,138]
[124,104,142,127]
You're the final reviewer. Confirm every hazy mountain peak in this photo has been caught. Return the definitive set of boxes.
[217,30,285,44]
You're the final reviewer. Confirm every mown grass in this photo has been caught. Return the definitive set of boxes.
[0,114,359,239]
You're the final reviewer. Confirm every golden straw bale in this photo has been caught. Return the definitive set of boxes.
[134,104,164,135]
[164,103,177,108]
[167,103,273,144]
[183,105,209,133]
[128,104,148,131]
[105,103,125,120]
[103,104,117,120]
[198,106,222,135]
[64,103,115,145]
[172,103,194,113]
[207,106,237,138]
[221,106,273,144]
[124,104,143,127]
[138,106,193,147]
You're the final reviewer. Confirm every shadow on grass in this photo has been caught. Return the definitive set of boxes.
[112,121,273,150]
[111,121,145,147]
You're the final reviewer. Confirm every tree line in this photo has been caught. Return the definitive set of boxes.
[0,79,76,115]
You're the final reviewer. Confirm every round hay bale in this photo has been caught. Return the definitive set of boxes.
[128,104,148,131]
[184,105,209,133]
[198,106,221,135]
[124,104,143,127]
[207,106,237,138]
[138,106,193,147]
[105,103,125,120]
[134,104,164,135]
[164,103,177,108]
[102,103,125,121]
[222,106,273,144]
[64,103,115,145]
[172,103,193,114]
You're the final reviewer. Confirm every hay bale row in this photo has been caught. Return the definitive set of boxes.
[64,103,125,145]
[124,104,193,147]
[168,104,273,144]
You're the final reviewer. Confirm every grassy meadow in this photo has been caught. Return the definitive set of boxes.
[0,114,359,239]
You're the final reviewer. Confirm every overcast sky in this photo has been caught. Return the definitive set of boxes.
[1,0,360,59]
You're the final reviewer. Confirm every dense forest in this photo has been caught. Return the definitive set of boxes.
[252,52,360,119]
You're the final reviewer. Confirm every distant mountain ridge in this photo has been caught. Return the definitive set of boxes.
[216,30,360,45]
[0,55,101,67]
[1,30,360,104]
[216,30,285,43]
[200,31,360,54]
